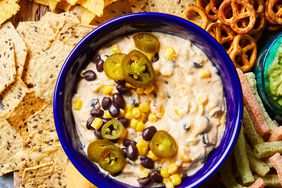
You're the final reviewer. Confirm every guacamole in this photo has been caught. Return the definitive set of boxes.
[266,43,282,109]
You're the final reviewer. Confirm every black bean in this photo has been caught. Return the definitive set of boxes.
[86,117,94,130]
[94,129,102,139]
[152,52,159,62]
[123,139,137,147]
[115,80,125,85]
[126,144,138,161]
[81,70,96,81]
[142,126,157,141]
[122,147,127,157]
[109,104,120,117]
[96,59,104,72]
[149,170,163,183]
[116,84,130,94]
[193,62,203,68]
[118,118,130,127]
[92,54,101,63]
[90,98,100,109]
[137,177,151,187]
[140,156,154,169]
[102,97,111,110]
[113,93,125,109]
[90,108,104,117]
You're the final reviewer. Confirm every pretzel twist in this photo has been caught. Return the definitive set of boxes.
[183,6,209,29]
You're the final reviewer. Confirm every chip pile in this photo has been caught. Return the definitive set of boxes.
[0,12,93,187]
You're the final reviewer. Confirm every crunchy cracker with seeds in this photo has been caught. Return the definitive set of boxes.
[0,22,28,78]
[0,40,16,94]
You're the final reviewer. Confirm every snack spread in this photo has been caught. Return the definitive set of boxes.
[72,32,226,187]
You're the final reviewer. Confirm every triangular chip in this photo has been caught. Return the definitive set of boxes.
[0,119,26,175]
[0,78,28,118]
[24,104,58,148]
[48,0,60,12]
[0,0,20,25]
[0,22,28,78]
[73,5,96,25]
[0,40,16,94]
[34,0,49,6]
[78,0,105,16]
[66,0,78,6]
[7,90,46,135]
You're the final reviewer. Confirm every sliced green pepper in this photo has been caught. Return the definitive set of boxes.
[98,146,126,174]
[133,32,159,54]
[122,50,155,88]
[104,53,126,80]
[101,119,125,140]
[87,139,114,162]
[150,130,178,158]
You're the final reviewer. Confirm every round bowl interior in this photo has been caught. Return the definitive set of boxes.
[54,13,243,188]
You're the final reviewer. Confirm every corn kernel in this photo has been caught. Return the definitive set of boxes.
[163,178,174,188]
[136,140,149,155]
[148,113,157,123]
[135,121,145,132]
[104,110,112,119]
[136,88,144,94]
[197,95,208,105]
[174,108,180,116]
[138,113,146,122]
[170,174,182,186]
[200,70,211,78]
[91,118,103,130]
[144,85,155,95]
[164,47,177,61]
[73,99,83,111]
[148,150,159,161]
[161,168,170,178]
[139,103,150,113]
[111,45,120,53]
[125,104,134,111]
[103,86,113,95]
[167,163,178,174]
[138,168,150,178]
[120,129,128,139]
[120,109,125,116]
[93,84,104,92]
[130,119,138,128]
[125,82,135,88]
[132,108,141,118]
[125,111,134,119]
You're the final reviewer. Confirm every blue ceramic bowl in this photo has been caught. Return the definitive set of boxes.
[54,13,243,188]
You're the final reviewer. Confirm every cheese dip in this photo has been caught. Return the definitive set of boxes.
[72,32,226,187]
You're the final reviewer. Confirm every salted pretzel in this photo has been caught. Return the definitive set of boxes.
[206,22,235,53]
[183,6,209,29]
[249,13,266,34]
[197,0,223,21]
[218,0,256,34]
[229,34,257,72]
[248,0,264,15]
[266,0,282,24]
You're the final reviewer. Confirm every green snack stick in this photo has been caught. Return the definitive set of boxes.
[246,143,270,176]
[253,141,282,158]
[234,127,254,184]
[243,107,264,146]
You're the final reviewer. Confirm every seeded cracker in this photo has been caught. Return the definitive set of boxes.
[0,40,16,94]
[24,104,58,149]
[0,22,28,78]
[0,78,28,118]
[40,12,80,29]
[0,0,20,25]
[128,0,150,12]
[0,119,26,175]
[7,90,46,135]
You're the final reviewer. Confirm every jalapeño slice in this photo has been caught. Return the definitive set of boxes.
[150,130,178,158]
[101,119,125,140]
[133,32,159,54]
[87,139,114,162]
[122,50,155,88]
[104,53,126,80]
[98,146,126,174]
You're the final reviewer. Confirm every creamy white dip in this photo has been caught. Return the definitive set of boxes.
[72,32,226,186]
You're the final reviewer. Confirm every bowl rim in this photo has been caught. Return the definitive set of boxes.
[53,12,243,188]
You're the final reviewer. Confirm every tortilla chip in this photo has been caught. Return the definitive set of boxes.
[0,40,16,94]
[0,0,20,25]
[57,0,72,11]
[34,0,49,6]
[128,0,150,12]
[91,0,131,25]
[7,90,46,135]
[0,22,28,78]
[148,0,195,17]
[74,5,97,25]
[49,0,60,12]
[0,119,26,175]
[21,162,67,188]
[66,0,78,6]
[24,104,58,148]
[78,0,104,16]
[16,21,56,57]
[0,78,28,118]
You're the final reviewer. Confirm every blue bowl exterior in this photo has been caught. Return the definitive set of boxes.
[54,13,243,188]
